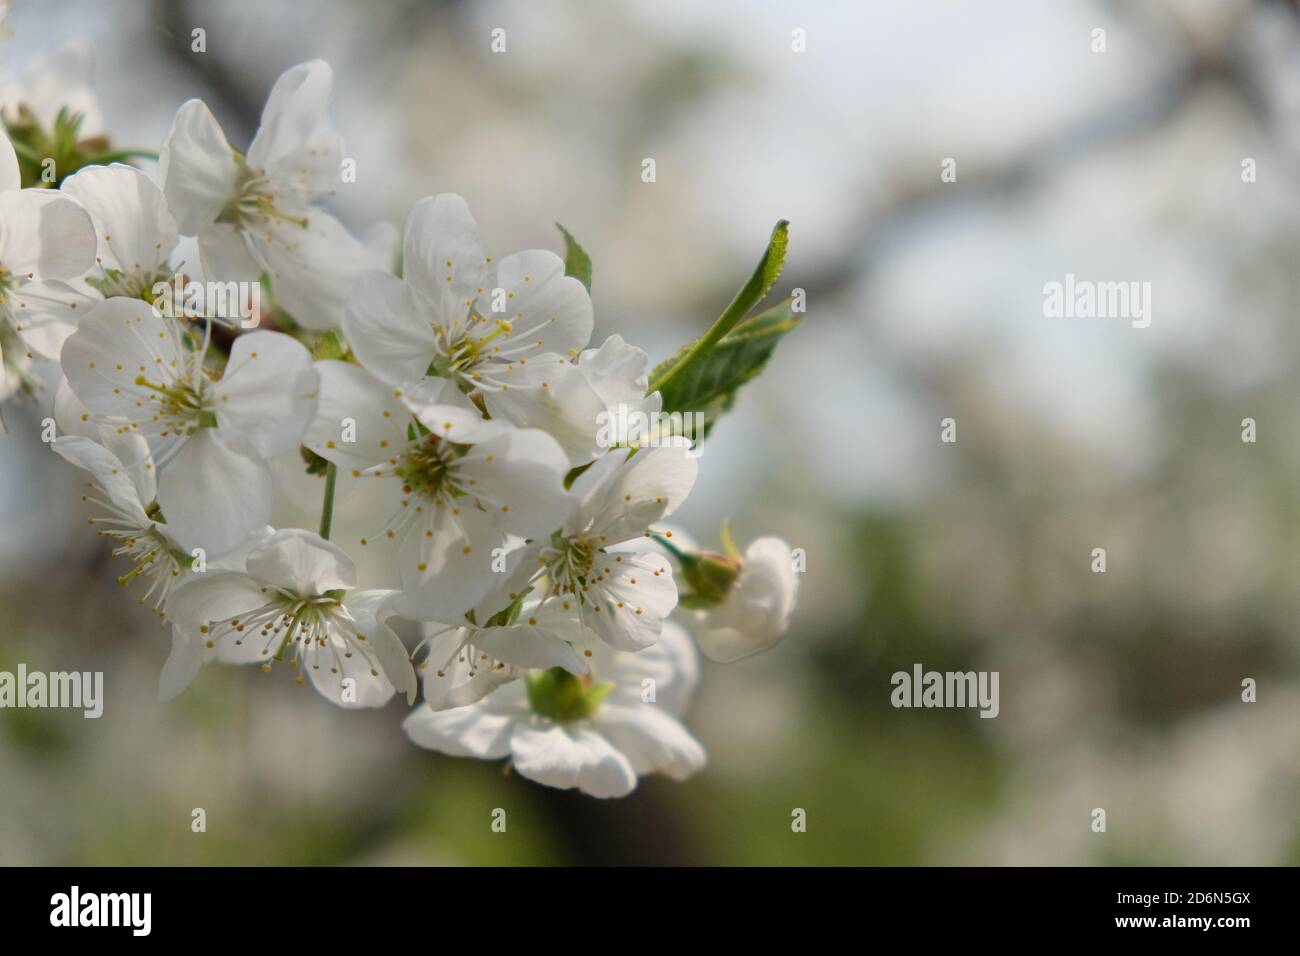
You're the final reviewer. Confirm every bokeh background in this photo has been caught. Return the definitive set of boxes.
[3,0,1300,865]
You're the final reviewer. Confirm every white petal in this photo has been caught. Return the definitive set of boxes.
[245,527,355,595]
[509,721,639,799]
[53,377,97,438]
[49,434,150,526]
[473,621,589,674]
[251,211,369,330]
[580,334,663,445]
[403,698,521,759]
[214,330,317,456]
[416,625,507,711]
[0,189,97,279]
[361,617,417,706]
[246,60,342,199]
[482,355,606,465]
[60,297,183,420]
[159,628,205,701]
[60,164,179,280]
[597,703,706,782]
[605,619,700,717]
[579,334,653,405]
[157,429,273,556]
[159,98,239,235]
[329,591,409,685]
[397,503,505,620]
[196,223,263,285]
[101,428,157,507]
[455,425,573,538]
[578,440,698,543]
[8,279,91,360]
[167,571,268,632]
[400,193,489,309]
[305,633,396,709]
[489,249,592,357]
[304,360,409,471]
[343,269,437,387]
[583,550,677,651]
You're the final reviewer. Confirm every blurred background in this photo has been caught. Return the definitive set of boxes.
[3,0,1300,865]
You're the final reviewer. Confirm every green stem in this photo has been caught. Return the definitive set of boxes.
[652,533,690,564]
[647,219,788,397]
[318,462,338,540]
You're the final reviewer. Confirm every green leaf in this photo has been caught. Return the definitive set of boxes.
[647,219,789,398]
[556,223,593,292]
[654,298,801,425]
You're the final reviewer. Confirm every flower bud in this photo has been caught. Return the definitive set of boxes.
[692,537,798,663]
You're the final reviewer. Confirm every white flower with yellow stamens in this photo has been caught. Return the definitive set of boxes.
[343,193,606,464]
[404,619,705,799]
[51,433,188,616]
[162,528,416,707]
[61,296,318,556]
[158,60,385,329]
[514,439,698,652]
[60,163,183,305]
[0,126,96,398]
[304,360,573,620]
[410,598,592,712]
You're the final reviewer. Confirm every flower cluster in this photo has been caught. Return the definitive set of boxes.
[2,56,800,798]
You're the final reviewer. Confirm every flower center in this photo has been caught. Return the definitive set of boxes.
[87,264,174,302]
[538,532,599,598]
[393,432,467,500]
[132,372,217,435]
[218,165,309,230]
[426,316,513,382]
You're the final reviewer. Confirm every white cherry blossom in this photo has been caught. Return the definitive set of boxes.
[0,126,96,391]
[163,528,416,707]
[512,440,698,653]
[61,297,318,555]
[692,536,799,663]
[404,619,705,798]
[344,193,604,463]
[60,163,181,305]
[51,433,184,616]
[581,334,664,449]
[304,359,573,619]
[158,60,383,329]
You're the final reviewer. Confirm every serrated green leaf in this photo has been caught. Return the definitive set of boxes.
[655,298,800,420]
[556,223,592,292]
[647,219,789,399]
